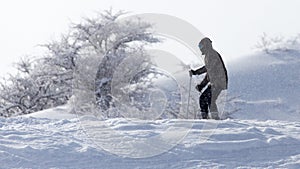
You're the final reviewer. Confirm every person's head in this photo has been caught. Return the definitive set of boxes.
[198,37,212,55]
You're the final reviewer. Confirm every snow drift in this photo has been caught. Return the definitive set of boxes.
[1,114,300,168]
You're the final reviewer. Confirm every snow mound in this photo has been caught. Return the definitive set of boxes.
[1,114,300,168]
[23,105,77,120]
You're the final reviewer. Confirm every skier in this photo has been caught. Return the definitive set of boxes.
[189,37,228,120]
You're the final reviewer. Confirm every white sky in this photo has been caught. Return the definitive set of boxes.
[0,0,300,76]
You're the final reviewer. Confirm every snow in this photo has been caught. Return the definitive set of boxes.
[1,49,300,168]
[23,105,77,120]
[227,51,300,121]
[1,115,300,168]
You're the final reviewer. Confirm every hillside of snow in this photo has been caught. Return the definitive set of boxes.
[1,50,300,168]
[227,51,300,121]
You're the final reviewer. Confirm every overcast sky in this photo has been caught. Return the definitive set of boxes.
[0,0,300,76]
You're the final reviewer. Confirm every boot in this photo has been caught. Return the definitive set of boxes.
[210,112,220,120]
[201,112,208,119]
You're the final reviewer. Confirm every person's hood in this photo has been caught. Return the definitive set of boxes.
[199,37,213,55]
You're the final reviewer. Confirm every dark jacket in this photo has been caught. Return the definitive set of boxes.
[192,44,228,90]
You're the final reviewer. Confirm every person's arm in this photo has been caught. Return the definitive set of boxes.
[191,66,207,75]
[196,74,209,92]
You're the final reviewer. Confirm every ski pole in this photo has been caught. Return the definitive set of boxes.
[187,75,192,119]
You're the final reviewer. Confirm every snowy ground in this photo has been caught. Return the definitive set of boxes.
[1,50,300,168]
[1,109,300,168]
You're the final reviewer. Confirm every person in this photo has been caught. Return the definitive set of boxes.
[189,37,228,120]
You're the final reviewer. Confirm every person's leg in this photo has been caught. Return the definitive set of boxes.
[199,86,211,119]
[210,86,222,120]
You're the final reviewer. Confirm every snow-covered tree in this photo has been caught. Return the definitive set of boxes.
[0,9,160,117]
[0,54,72,116]
[70,10,160,112]
[256,33,300,54]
